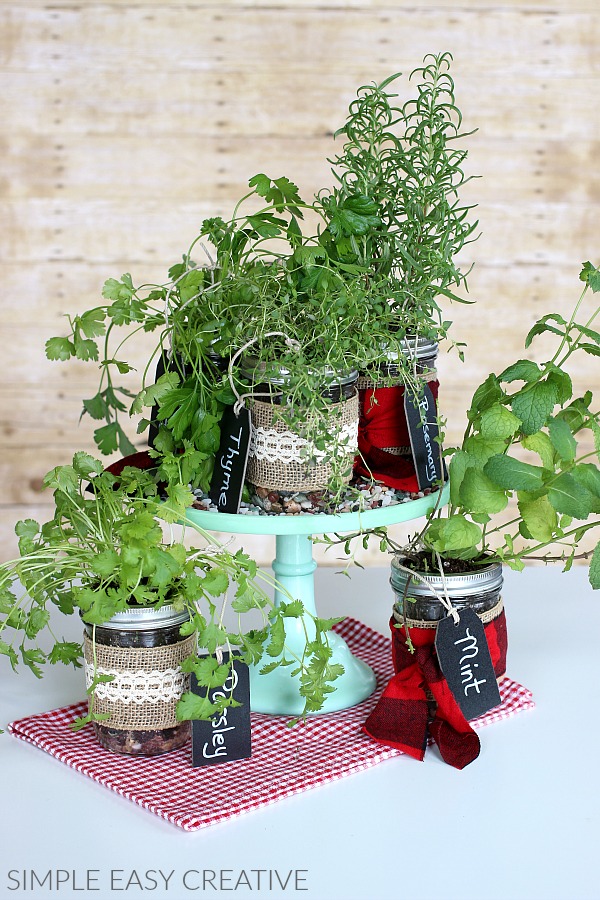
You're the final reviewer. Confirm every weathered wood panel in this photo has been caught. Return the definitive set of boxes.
[1,0,598,568]
[2,7,599,76]
[1,70,596,140]
[3,135,599,206]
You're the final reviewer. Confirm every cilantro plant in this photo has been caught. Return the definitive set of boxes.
[373,262,600,588]
[0,452,343,727]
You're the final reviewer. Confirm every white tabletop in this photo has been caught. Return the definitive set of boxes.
[1,564,599,900]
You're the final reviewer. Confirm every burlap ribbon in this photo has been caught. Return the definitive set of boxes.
[83,633,196,731]
[247,394,359,491]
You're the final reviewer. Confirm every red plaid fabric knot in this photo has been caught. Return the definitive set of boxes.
[354,382,440,491]
[363,609,507,769]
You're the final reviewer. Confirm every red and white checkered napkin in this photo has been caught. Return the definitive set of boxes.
[8,618,534,831]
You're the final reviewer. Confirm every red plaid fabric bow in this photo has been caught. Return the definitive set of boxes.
[363,610,508,769]
[354,382,440,491]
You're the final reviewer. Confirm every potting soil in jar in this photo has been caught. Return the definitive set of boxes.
[83,605,195,756]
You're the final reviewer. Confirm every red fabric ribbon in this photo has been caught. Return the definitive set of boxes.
[354,382,440,491]
[364,609,507,769]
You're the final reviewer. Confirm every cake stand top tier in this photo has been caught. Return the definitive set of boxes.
[185,482,449,536]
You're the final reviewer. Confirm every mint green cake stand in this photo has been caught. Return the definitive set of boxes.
[185,483,449,716]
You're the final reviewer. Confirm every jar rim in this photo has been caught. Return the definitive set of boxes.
[83,603,190,631]
[390,556,503,599]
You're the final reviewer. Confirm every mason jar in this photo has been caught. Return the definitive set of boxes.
[241,359,360,492]
[241,356,359,404]
[389,556,507,717]
[83,604,195,757]
[390,557,503,623]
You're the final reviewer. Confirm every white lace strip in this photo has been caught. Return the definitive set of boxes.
[249,420,358,464]
[85,663,189,704]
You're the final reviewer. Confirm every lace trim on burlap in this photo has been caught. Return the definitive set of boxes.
[247,394,359,491]
[83,633,196,731]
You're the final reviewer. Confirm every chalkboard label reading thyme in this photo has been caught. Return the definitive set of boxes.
[435,608,501,720]
[208,406,251,513]
[191,655,252,767]
[404,383,446,490]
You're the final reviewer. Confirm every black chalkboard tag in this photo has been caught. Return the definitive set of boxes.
[147,353,167,451]
[404,383,447,490]
[191,655,252,767]
[435,608,502,720]
[208,405,251,513]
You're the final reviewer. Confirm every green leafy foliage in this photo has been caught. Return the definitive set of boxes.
[0,452,344,721]
[399,263,600,581]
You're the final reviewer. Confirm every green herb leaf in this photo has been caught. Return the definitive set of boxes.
[48,642,82,667]
[524,314,566,348]
[462,435,507,465]
[589,541,600,590]
[547,472,594,519]
[201,570,229,597]
[580,261,600,293]
[72,451,104,478]
[93,422,120,455]
[510,381,558,435]
[45,336,76,361]
[521,431,556,469]
[20,647,46,678]
[459,468,509,515]
[545,367,573,404]
[77,308,107,339]
[448,450,474,506]
[547,417,577,462]
[483,455,546,492]
[424,515,483,555]
[479,403,522,440]
[176,691,218,721]
[130,372,180,416]
[517,494,558,543]
[182,656,231,689]
[467,374,503,421]
[265,615,286,658]
[499,359,541,383]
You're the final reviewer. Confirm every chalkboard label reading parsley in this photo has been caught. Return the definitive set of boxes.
[191,655,252,767]
[208,406,251,514]
[435,608,501,720]
[404,383,446,490]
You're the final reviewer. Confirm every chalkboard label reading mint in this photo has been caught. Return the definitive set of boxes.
[208,406,251,513]
[404,383,446,490]
[435,608,502,720]
[191,655,252,767]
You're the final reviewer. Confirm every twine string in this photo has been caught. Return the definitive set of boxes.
[227,332,301,415]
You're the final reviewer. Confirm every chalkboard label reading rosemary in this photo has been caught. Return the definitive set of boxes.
[191,655,252,767]
[435,608,501,720]
[208,406,251,513]
[404,383,446,490]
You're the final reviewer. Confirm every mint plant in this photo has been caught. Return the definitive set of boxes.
[370,262,600,588]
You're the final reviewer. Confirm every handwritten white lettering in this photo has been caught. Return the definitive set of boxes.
[454,627,488,696]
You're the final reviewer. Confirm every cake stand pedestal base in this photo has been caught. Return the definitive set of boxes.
[249,533,376,715]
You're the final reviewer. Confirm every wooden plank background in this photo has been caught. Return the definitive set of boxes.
[1,0,598,572]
